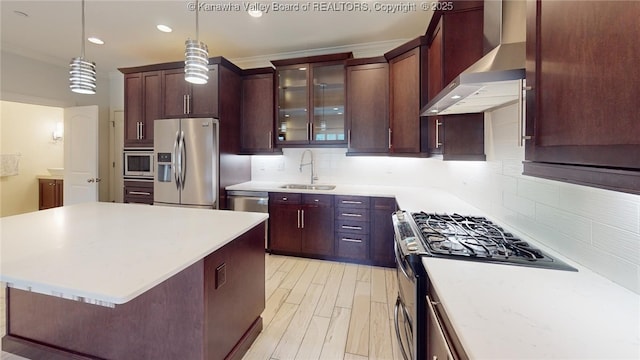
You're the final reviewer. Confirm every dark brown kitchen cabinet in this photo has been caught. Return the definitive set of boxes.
[345,57,390,155]
[370,197,397,268]
[272,53,351,146]
[38,179,63,210]
[163,66,219,118]
[524,0,640,194]
[120,58,251,210]
[269,193,334,257]
[425,3,486,161]
[386,43,426,154]
[124,71,161,147]
[240,68,279,154]
[123,181,153,205]
[335,195,371,261]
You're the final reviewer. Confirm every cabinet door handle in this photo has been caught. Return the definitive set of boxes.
[341,200,362,205]
[187,94,191,114]
[129,191,151,196]
[301,209,305,228]
[48,182,55,186]
[297,209,300,228]
[268,131,272,149]
[183,95,187,114]
[388,128,392,149]
[519,79,533,146]
[341,238,362,243]
[140,122,144,139]
[307,122,311,141]
[435,120,442,148]
[342,213,362,217]
[347,129,351,149]
[342,225,362,230]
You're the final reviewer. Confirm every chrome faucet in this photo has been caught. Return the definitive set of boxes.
[299,149,318,184]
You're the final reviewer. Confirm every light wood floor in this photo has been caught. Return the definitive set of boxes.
[0,255,402,360]
[242,254,402,360]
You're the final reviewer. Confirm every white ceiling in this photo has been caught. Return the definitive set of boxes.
[1,0,431,74]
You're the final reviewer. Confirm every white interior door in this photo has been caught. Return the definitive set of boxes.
[64,105,99,205]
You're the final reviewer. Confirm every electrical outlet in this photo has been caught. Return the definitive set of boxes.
[215,263,226,289]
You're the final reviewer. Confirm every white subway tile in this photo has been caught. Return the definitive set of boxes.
[558,185,639,233]
[592,222,640,265]
[517,178,560,207]
[502,159,524,177]
[503,192,536,218]
[535,203,591,244]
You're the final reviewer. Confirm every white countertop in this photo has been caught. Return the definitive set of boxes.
[0,202,268,306]
[227,181,640,359]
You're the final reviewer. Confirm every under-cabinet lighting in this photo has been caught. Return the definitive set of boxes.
[298,67,307,71]
[451,95,461,100]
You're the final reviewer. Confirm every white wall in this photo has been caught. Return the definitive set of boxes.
[0,101,64,216]
[251,104,640,294]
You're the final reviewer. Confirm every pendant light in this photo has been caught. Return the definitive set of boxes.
[184,0,209,84]
[69,0,96,94]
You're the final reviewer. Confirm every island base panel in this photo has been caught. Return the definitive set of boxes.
[3,222,266,360]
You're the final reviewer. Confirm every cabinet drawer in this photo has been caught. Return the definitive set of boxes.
[335,232,369,260]
[124,183,154,205]
[302,194,333,207]
[336,207,370,221]
[372,196,396,211]
[335,195,370,209]
[270,192,302,205]
[335,219,370,234]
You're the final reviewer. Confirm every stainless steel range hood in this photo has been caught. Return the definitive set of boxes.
[421,0,526,116]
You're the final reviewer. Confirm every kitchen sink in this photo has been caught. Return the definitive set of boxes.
[280,184,336,191]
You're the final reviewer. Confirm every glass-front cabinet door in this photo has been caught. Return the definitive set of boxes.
[276,61,346,145]
[312,64,345,142]
[277,66,308,143]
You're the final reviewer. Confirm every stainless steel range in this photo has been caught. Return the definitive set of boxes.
[392,210,576,360]
[395,210,576,271]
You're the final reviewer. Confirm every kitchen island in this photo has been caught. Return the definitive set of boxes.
[0,202,268,360]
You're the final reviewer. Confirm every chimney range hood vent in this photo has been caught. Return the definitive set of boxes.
[421,0,526,116]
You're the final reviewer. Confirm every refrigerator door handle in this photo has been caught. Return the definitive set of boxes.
[173,130,181,190]
[179,130,186,190]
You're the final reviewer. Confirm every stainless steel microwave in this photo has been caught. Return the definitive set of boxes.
[123,148,154,178]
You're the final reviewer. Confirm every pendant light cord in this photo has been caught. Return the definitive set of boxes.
[195,0,199,42]
[81,0,85,58]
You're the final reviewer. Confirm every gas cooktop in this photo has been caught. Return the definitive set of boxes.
[393,210,577,271]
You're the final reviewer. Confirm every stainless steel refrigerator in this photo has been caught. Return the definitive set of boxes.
[154,118,219,209]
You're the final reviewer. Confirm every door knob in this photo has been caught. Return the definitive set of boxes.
[87,178,95,183]
[95,178,102,183]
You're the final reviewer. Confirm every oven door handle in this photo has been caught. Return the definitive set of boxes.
[394,296,411,360]
[394,240,412,281]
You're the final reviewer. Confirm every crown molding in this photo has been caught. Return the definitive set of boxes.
[228,39,410,69]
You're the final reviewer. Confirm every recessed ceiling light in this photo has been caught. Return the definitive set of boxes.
[156,24,173,33]
[88,37,104,45]
[14,10,29,17]
[248,10,263,18]
[298,67,307,71]
[451,95,462,100]
[430,109,439,113]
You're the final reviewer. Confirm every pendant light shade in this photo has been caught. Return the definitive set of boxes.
[69,0,96,94]
[70,57,96,94]
[184,39,209,84]
[185,0,209,84]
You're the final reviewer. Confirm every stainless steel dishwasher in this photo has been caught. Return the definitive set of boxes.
[228,190,269,249]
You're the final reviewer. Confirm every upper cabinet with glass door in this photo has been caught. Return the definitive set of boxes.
[273,53,351,146]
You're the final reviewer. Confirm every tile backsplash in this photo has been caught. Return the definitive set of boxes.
[251,104,640,294]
